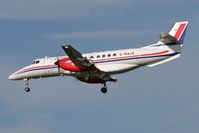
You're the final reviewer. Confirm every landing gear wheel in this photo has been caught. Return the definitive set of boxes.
[101,87,107,94]
[24,78,30,93]
[25,87,30,93]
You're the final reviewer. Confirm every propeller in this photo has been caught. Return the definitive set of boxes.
[54,57,61,74]
[54,59,60,66]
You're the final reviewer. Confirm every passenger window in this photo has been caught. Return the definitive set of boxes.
[97,55,100,58]
[108,54,111,57]
[90,56,94,59]
[113,53,117,56]
[102,55,106,58]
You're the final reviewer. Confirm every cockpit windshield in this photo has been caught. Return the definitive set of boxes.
[32,60,40,64]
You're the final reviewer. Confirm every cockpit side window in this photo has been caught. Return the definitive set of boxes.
[36,61,40,64]
[32,60,40,64]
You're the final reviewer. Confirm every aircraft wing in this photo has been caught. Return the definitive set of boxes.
[62,45,94,67]
[61,45,117,83]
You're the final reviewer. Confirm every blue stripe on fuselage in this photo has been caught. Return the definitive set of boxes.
[94,52,178,64]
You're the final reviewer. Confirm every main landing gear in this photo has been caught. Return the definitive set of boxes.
[24,79,30,93]
[100,77,117,94]
[101,83,108,94]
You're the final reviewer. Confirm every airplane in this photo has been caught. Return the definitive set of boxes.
[9,21,188,94]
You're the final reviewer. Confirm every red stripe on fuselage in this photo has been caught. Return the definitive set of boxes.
[15,50,170,75]
[15,65,57,74]
[93,50,169,63]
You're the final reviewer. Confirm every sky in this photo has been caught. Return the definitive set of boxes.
[0,0,199,133]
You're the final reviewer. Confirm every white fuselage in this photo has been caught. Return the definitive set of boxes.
[9,44,177,81]
[7,21,188,94]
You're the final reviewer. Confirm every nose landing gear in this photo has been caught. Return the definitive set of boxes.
[101,83,108,94]
[24,79,30,93]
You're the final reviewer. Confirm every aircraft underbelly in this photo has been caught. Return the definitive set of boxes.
[95,55,168,74]
[96,63,138,74]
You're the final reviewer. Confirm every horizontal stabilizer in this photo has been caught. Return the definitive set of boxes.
[160,33,178,44]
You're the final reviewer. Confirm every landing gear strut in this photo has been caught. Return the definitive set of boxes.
[101,83,108,94]
[24,79,30,93]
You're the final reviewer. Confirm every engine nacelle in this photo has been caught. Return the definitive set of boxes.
[57,58,87,72]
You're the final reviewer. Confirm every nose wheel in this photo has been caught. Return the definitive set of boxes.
[24,79,30,93]
[25,87,30,92]
[101,83,108,94]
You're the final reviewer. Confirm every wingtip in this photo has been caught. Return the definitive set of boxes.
[61,44,71,48]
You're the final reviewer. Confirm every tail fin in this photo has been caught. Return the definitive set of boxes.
[159,21,189,53]
[168,21,189,44]
[144,21,189,48]
[145,21,189,67]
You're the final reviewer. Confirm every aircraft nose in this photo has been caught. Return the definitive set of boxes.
[8,74,16,80]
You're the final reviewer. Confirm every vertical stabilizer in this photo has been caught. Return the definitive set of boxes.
[168,21,189,44]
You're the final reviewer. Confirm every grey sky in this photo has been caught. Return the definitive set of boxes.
[0,0,131,19]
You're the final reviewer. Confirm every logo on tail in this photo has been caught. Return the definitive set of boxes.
[168,21,189,44]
